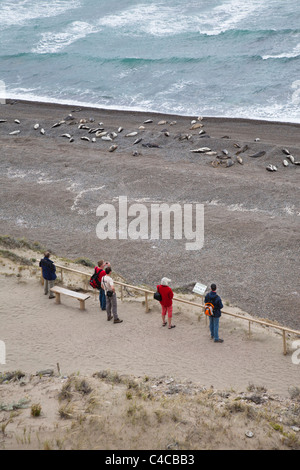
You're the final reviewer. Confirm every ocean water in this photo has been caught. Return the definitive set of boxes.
[0,0,300,122]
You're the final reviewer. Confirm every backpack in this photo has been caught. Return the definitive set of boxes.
[154,290,162,301]
[204,302,215,317]
[153,285,162,301]
[89,268,102,289]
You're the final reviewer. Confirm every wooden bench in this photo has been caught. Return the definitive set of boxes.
[50,286,90,311]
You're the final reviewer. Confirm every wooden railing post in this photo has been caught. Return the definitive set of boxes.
[145,292,149,313]
[283,330,287,355]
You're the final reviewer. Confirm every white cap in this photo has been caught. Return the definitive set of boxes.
[161,277,171,286]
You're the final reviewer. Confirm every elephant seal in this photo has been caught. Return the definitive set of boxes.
[249,151,266,158]
[125,131,138,137]
[266,164,277,172]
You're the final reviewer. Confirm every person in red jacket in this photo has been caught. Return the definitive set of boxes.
[95,260,110,310]
[156,277,175,329]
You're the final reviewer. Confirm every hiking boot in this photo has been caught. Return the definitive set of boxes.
[113,319,123,324]
[49,295,55,299]
[214,339,224,343]
[107,315,112,321]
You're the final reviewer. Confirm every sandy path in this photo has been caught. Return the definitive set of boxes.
[1,275,299,398]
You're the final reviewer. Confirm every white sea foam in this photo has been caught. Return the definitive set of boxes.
[96,1,266,37]
[262,43,300,60]
[193,0,266,35]
[97,4,191,36]
[95,3,204,37]
[0,0,81,30]
[32,21,98,54]
[5,85,300,125]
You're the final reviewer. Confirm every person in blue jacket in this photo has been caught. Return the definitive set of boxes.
[39,251,56,299]
[205,283,224,343]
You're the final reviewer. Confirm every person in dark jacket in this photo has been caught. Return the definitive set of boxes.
[205,283,224,343]
[39,251,56,299]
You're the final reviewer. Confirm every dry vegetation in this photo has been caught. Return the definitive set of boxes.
[0,370,300,450]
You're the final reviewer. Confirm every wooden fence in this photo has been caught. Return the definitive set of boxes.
[45,264,300,355]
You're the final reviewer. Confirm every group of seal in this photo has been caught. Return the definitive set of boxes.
[1,111,299,174]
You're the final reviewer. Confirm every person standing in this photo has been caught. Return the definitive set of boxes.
[101,266,123,324]
[205,283,224,343]
[94,260,109,311]
[157,277,175,329]
[39,251,56,299]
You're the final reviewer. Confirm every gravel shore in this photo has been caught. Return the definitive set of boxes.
[0,100,299,329]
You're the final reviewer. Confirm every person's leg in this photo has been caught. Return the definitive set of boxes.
[112,293,122,322]
[167,305,175,329]
[213,317,219,341]
[99,288,106,310]
[44,279,48,295]
[209,316,214,338]
[161,305,167,326]
[49,280,55,298]
[106,295,112,320]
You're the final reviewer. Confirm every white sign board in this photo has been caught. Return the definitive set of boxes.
[192,282,207,296]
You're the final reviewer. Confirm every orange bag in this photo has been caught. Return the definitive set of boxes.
[204,303,215,317]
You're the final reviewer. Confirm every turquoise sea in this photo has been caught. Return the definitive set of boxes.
[1,0,300,122]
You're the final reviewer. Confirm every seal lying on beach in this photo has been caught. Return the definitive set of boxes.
[266,164,277,172]
[249,151,266,158]
[125,131,138,137]
[142,143,160,148]
[235,144,249,155]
